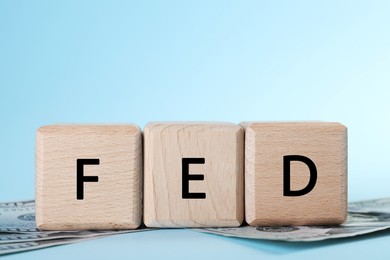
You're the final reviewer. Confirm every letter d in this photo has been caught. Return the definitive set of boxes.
[283,155,317,197]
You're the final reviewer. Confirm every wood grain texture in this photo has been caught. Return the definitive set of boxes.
[36,125,142,230]
[143,122,244,227]
[242,122,347,226]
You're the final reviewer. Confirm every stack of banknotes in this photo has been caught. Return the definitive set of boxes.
[1,198,390,255]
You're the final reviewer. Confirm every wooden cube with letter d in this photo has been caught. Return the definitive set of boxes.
[242,122,347,226]
[143,122,244,227]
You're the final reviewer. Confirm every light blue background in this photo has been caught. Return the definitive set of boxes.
[1,0,390,259]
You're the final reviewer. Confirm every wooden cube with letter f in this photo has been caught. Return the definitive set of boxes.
[35,125,142,230]
[242,122,348,226]
[143,122,244,227]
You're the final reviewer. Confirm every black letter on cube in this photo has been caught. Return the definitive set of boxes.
[283,155,317,197]
[182,158,206,199]
[77,159,100,200]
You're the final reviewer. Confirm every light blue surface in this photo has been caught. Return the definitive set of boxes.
[4,229,390,259]
[1,0,390,258]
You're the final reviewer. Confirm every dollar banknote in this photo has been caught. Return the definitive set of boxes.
[2,198,390,255]
[0,200,150,255]
[348,197,390,213]
[196,198,390,242]
[0,237,97,255]
[0,200,36,233]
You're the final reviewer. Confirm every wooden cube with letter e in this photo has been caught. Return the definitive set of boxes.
[242,122,347,226]
[35,125,142,230]
[143,122,244,227]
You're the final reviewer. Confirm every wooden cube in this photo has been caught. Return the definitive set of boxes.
[143,122,244,227]
[36,125,142,230]
[242,122,347,226]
